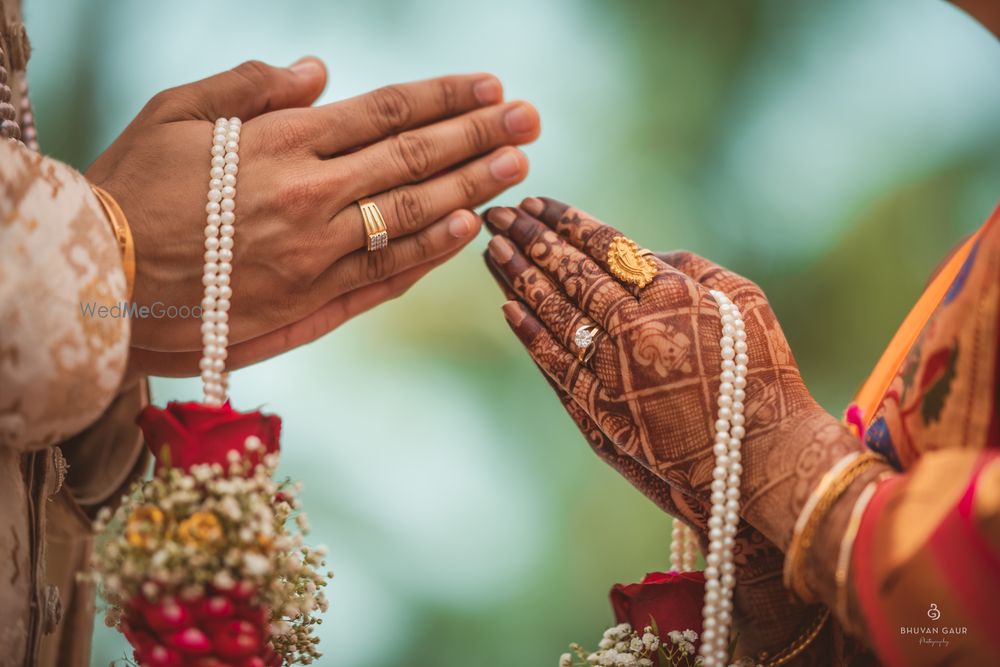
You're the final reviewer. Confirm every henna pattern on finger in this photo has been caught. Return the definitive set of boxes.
[499,212,873,661]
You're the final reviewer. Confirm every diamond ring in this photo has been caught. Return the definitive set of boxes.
[358,198,389,252]
[574,324,600,363]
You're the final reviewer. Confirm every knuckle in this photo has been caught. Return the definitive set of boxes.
[233,59,273,86]
[436,78,460,115]
[661,250,693,268]
[145,88,175,112]
[411,229,434,262]
[463,114,493,153]
[261,113,313,152]
[391,186,427,233]
[363,247,398,283]
[391,131,435,180]
[368,85,413,134]
[144,86,194,118]
[455,169,481,201]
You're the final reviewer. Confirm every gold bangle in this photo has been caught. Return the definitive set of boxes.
[834,473,891,622]
[90,184,135,300]
[784,450,887,602]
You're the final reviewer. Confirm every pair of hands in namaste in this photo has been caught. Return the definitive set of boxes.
[90,57,539,378]
[482,199,866,657]
[99,55,863,654]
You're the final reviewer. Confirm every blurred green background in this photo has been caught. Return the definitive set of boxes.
[22,0,1000,664]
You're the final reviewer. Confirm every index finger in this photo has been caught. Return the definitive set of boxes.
[311,73,504,155]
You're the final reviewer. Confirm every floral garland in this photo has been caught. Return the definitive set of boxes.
[90,401,331,667]
[93,402,332,667]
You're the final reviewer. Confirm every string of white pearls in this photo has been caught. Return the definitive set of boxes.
[670,520,699,573]
[199,116,241,406]
[698,290,748,667]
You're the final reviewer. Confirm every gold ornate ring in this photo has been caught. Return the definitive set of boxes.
[358,198,389,252]
[574,324,600,363]
[607,236,657,289]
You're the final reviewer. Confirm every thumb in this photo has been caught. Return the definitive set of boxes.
[149,57,328,122]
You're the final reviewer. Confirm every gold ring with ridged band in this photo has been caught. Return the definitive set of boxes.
[358,198,388,252]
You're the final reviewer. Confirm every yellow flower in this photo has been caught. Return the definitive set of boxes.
[177,511,223,547]
[125,505,165,548]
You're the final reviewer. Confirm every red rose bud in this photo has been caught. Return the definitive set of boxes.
[144,598,191,630]
[215,620,263,658]
[144,645,183,667]
[170,627,212,653]
[137,400,281,474]
[199,595,235,619]
[610,571,705,647]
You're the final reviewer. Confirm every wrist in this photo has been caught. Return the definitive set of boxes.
[741,407,864,551]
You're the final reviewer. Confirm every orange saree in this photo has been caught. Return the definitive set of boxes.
[846,205,1000,665]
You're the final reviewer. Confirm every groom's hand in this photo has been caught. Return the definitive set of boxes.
[91,58,540,377]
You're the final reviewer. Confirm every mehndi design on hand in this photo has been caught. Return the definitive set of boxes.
[487,199,888,646]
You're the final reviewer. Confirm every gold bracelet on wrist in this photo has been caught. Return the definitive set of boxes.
[834,473,892,622]
[783,450,887,602]
[90,184,135,300]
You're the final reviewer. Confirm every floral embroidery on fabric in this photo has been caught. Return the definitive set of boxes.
[919,344,958,425]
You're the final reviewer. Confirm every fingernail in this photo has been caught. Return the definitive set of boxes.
[503,104,535,135]
[521,197,543,216]
[490,151,523,181]
[502,300,526,326]
[448,213,474,238]
[488,235,515,262]
[488,207,516,230]
[290,57,322,77]
[473,78,502,104]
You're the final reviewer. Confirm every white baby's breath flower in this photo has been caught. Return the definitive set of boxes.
[682,629,697,642]
[559,653,573,667]
[598,638,614,650]
[213,570,235,590]
[219,495,242,520]
[243,552,270,577]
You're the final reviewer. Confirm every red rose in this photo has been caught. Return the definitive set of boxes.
[610,571,705,647]
[137,401,281,474]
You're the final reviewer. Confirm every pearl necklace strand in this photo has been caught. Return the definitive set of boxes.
[199,117,242,406]
[667,291,748,667]
[698,289,748,667]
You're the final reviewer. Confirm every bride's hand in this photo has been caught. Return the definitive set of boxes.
[482,198,850,522]
[87,58,539,376]
[483,198,870,658]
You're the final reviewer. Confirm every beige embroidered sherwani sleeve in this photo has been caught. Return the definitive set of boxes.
[0,138,130,450]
